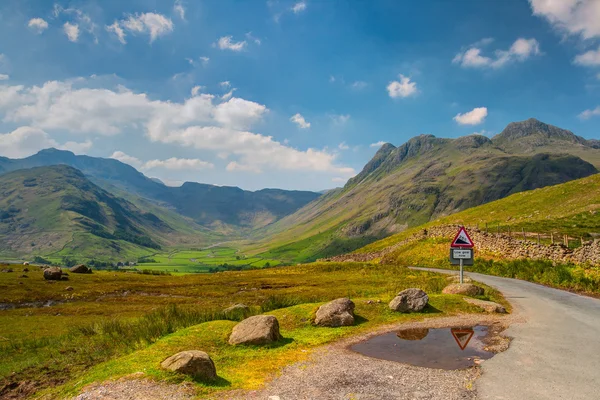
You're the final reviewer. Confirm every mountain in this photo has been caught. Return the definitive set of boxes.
[0,165,204,259]
[0,149,320,232]
[250,119,600,262]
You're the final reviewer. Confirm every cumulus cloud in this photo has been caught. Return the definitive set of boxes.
[453,107,488,125]
[226,161,262,173]
[292,1,307,14]
[529,0,600,40]
[110,151,143,168]
[220,81,231,88]
[370,141,386,148]
[290,113,311,129]
[0,79,353,177]
[174,0,186,20]
[453,38,541,68]
[215,36,247,51]
[0,126,90,158]
[191,85,204,96]
[387,74,418,98]
[338,142,349,150]
[579,106,600,119]
[107,13,174,44]
[63,22,80,42]
[0,74,8,81]
[28,18,49,33]
[186,56,210,67]
[220,89,237,101]
[574,46,600,66]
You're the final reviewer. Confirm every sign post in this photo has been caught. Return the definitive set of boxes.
[450,227,474,284]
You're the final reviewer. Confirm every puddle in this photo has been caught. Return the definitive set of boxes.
[350,325,495,370]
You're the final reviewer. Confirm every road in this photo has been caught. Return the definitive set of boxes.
[412,267,600,400]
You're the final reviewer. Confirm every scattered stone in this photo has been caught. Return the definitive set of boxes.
[43,267,62,281]
[397,327,429,340]
[23,262,29,266]
[19,274,28,278]
[314,298,355,327]
[1,268,13,273]
[223,303,250,316]
[463,297,506,313]
[161,350,217,381]
[65,286,74,291]
[70,264,92,274]
[442,283,484,297]
[23,268,29,272]
[388,288,429,312]
[229,315,282,345]
[268,396,281,400]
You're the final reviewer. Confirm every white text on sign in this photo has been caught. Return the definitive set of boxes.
[452,249,472,259]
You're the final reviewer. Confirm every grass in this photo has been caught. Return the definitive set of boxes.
[0,261,504,398]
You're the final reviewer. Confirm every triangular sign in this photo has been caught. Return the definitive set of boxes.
[451,328,474,350]
[451,227,474,248]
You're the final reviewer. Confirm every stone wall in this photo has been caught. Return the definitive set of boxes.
[322,225,600,266]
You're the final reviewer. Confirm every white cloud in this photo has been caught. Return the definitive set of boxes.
[387,74,418,98]
[220,81,231,88]
[110,13,174,43]
[110,151,143,168]
[370,141,386,148]
[0,79,353,177]
[59,139,93,154]
[292,1,307,14]
[187,56,210,67]
[215,36,247,51]
[453,38,541,69]
[226,161,262,173]
[338,142,349,150]
[454,107,488,125]
[579,106,600,119]
[330,114,350,125]
[142,157,214,170]
[106,21,126,44]
[220,89,236,101]
[63,22,80,42]
[574,46,600,66]
[174,0,186,20]
[529,0,600,40]
[290,113,311,129]
[0,126,90,158]
[0,74,8,81]
[191,85,204,96]
[332,177,347,183]
[28,18,49,33]
[245,32,261,45]
[351,81,368,90]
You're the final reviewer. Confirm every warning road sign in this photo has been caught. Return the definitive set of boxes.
[451,328,474,350]
[451,227,474,248]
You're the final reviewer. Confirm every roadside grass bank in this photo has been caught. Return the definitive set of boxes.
[0,262,505,398]
[383,238,600,295]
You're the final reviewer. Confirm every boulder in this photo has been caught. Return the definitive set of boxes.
[65,286,74,291]
[1,268,13,273]
[23,268,29,272]
[442,283,484,297]
[223,303,250,316]
[70,264,91,274]
[388,288,429,312]
[314,298,355,327]
[161,350,217,381]
[228,315,282,345]
[397,327,429,341]
[463,298,506,313]
[43,267,62,281]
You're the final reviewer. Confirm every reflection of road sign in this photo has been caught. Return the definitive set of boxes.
[451,227,474,248]
[451,328,474,350]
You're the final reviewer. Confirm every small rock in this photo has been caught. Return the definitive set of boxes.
[389,288,429,312]
[65,286,74,291]
[23,268,29,272]
[314,298,355,327]
[442,283,484,297]
[43,267,62,281]
[1,268,13,273]
[463,297,506,313]
[19,274,28,278]
[70,264,92,274]
[161,350,217,381]
[268,396,281,400]
[223,303,250,316]
[229,315,282,345]
[23,262,29,266]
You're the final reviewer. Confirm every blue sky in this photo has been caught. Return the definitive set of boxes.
[0,0,599,190]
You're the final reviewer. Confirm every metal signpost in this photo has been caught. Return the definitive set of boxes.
[450,227,474,284]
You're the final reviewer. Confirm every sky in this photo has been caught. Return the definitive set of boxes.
[0,0,600,191]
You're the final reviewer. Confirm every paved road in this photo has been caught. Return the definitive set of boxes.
[413,268,600,400]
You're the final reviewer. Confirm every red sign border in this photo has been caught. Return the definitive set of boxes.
[451,328,475,350]
[451,226,474,248]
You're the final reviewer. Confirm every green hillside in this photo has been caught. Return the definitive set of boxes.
[246,119,600,262]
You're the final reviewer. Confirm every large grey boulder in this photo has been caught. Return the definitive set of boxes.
[70,264,91,274]
[314,298,355,327]
[43,267,62,281]
[388,288,429,312]
[442,283,484,297]
[161,350,217,380]
[229,315,282,345]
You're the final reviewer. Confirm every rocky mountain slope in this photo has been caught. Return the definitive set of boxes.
[251,119,600,262]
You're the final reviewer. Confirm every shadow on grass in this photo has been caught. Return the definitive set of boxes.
[193,376,231,387]
[421,304,442,314]
[354,314,369,326]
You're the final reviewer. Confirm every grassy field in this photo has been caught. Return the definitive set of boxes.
[0,261,506,398]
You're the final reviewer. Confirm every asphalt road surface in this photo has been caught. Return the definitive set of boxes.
[412,267,600,400]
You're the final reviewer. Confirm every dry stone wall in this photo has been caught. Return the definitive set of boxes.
[323,225,600,266]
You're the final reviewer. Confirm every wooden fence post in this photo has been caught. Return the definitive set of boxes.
[551,232,554,244]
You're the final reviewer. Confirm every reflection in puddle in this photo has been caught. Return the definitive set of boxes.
[351,325,495,370]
